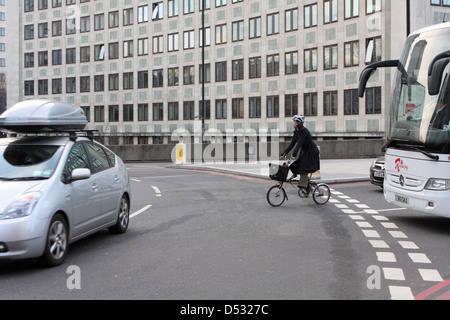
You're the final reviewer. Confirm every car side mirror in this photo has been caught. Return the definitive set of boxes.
[71,168,91,181]
[428,50,450,96]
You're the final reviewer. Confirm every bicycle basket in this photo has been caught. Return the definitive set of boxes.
[269,163,289,182]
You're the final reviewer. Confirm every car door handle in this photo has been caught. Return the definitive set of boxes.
[115,175,120,182]
[92,183,98,191]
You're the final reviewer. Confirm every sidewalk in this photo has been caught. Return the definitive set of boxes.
[174,158,375,184]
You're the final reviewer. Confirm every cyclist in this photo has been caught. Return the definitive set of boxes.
[281,115,320,194]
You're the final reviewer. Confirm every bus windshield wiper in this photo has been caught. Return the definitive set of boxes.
[392,142,440,160]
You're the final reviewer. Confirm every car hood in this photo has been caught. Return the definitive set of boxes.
[0,180,46,214]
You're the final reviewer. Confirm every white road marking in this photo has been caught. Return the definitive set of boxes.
[131,178,141,182]
[152,185,162,197]
[130,205,152,219]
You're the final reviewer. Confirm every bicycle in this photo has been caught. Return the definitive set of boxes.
[266,157,331,207]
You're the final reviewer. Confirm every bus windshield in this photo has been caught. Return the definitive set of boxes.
[389,26,450,154]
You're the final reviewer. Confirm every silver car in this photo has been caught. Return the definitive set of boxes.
[0,135,131,267]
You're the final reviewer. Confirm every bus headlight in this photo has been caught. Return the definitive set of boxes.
[425,179,450,191]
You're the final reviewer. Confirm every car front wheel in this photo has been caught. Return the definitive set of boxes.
[41,213,68,267]
[109,195,130,234]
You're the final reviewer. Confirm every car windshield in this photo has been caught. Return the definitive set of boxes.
[389,26,450,154]
[0,144,63,180]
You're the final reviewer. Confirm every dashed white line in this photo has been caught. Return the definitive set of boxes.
[130,205,152,219]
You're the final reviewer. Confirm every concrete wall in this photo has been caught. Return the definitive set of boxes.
[108,139,386,162]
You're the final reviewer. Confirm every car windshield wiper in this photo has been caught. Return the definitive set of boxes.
[389,141,440,160]
[0,176,49,181]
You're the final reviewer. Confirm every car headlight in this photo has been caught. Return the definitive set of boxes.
[425,179,450,191]
[1,192,41,220]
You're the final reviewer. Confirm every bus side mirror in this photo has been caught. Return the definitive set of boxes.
[428,50,450,96]
[359,60,399,98]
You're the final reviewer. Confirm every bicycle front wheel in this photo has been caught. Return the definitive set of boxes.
[267,185,286,207]
[312,184,330,205]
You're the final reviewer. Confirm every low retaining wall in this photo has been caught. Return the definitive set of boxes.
[108,139,386,162]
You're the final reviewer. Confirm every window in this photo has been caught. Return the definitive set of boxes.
[108,74,119,91]
[249,57,261,79]
[344,89,359,115]
[138,104,148,121]
[52,78,62,94]
[324,91,338,115]
[85,143,111,174]
[183,66,195,85]
[266,13,278,36]
[249,97,261,118]
[366,37,382,64]
[94,75,104,92]
[304,93,318,116]
[94,14,104,30]
[199,63,211,83]
[183,30,194,49]
[152,2,164,20]
[38,51,48,66]
[199,100,210,120]
[183,0,194,14]
[168,0,179,17]
[232,59,244,80]
[66,48,76,64]
[431,0,450,6]
[81,106,90,122]
[304,48,318,72]
[66,77,76,93]
[216,0,226,7]
[109,11,119,28]
[345,0,359,18]
[24,25,34,40]
[152,103,163,121]
[199,27,211,47]
[168,67,179,86]
[183,101,195,120]
[38,23,48,38]
[285,51,298,75]
[250,16,262,38]
[38,79,48,95]
[232,98,244,119]
[123,104,134,122]
[109,42,119,59]
[215,24,227,44]
[52,21,62,36]
[152,36,164,53]
[285,94,298,117]
[365,87,382,114]
[138,38,149,55]
[152,69,163,87]
[25,53,34,68]
[285,8,298,32]
[304,3,318,28]
[123,8,133,26]
[52,49,62,65]
[366,0,382,14]
[80,76,90,92]
[216,99,227,119]
[24,0,34,12]
[66,18,76,35]
[168,33,179,51]
[94,44,105,60]
[232,20,244,42]
[344,41,359,67]
[215,61,227,82]
[123,40,133,58]
[80,16,90,33]
[24,81,34,96]
[267,54,279,77]
[123,72,133,90]
[109,105,119,122]
[94,106,105,122]
[324,0,338,24]
[138,71,148,88]
[138,5,149,23]
[324,44,338,70]
[267,96,279,118]
[80,46,90,63]
[66,143,89,175]
[168,102,179,120]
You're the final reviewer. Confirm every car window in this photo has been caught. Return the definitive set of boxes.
[103,147,116,167]
[85,142,111,174]
[66,143,90,174]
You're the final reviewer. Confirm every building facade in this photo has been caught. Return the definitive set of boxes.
[6,0,450,144]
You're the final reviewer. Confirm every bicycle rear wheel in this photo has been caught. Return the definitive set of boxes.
[312,184,330,205]
[267,185,287,207]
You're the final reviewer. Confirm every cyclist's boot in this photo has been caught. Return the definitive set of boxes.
[298,186,309,198]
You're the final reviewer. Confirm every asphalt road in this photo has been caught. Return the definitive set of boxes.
[0,162,449,302]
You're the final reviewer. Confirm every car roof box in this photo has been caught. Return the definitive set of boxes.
[0,100,88,133]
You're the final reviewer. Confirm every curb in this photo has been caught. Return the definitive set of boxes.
[169,164,371,185]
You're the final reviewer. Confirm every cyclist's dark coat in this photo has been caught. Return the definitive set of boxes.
[283,124,320,174]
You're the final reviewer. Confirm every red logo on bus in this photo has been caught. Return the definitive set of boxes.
[395,158,408,172]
